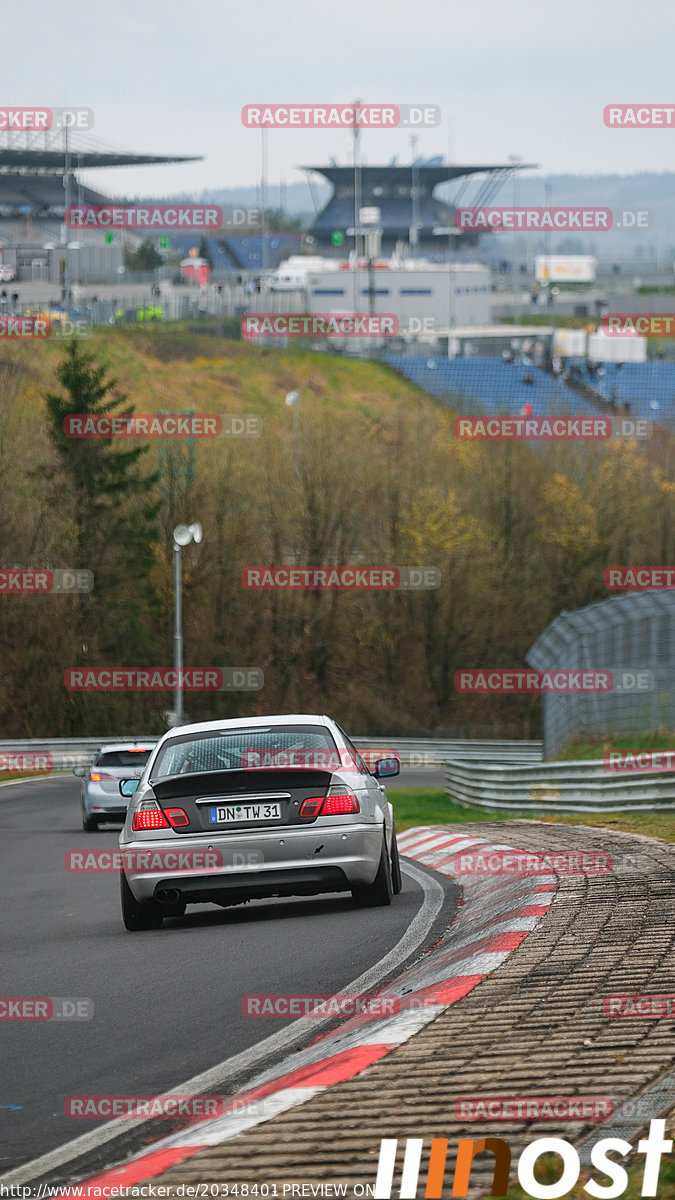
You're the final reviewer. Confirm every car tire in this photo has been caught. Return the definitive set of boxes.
[82,811,98,832]
[120,872,164,931]
[390,829,403,895]
[351,831,393,907]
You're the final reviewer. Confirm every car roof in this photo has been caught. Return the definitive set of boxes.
[97,742,157,754]
[155,715,334,743]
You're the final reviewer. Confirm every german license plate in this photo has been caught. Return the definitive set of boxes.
[208,802,281,825]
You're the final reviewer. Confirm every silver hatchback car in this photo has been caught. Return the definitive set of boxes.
[117,715,402,931]
[74,742,156,831]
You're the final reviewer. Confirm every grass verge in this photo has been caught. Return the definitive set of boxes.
[556,733,674,761]
[391,788,675,843]
[504,1154,675,1200]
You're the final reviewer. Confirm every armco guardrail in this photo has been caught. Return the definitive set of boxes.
[0,738,155,771]
[0,736,543,772]
[353,738,542,765]
[446,757,675,813]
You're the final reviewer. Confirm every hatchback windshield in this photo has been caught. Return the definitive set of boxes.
[97,749,153,768]
[150,725,340,779]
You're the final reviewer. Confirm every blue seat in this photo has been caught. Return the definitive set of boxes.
[384,355,674,427]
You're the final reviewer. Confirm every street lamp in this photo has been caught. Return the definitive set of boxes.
[285,390,300,480]
[172,521,202,728]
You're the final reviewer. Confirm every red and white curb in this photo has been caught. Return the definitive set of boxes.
[60,827,557,1194]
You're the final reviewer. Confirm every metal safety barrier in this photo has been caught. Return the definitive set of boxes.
[446,757,675,813]
[353,738,542,766]
[0,735,543,772]
[0,737,155,772]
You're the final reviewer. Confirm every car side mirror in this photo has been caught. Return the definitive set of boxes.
[119,778,140,797]
[72,766,86,777]
[373,757,400,779]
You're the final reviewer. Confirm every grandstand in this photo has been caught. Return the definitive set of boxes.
[0,135,200,243]
[166,233,302,272]
[303,159,534,257]
[0,129,203,282]
[566,359,675,426]
[383,353,675,431]
[383,355,604,419]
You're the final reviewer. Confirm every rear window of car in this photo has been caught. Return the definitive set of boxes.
[97,750,153,767]
[151,726,339,780]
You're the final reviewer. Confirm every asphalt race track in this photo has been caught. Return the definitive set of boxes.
[0,775,456,1178]
[385,766,446,788]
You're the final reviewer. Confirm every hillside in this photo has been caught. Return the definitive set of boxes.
[0,328,671,738]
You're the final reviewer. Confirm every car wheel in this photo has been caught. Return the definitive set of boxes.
[120,872,164,931]
[390,829,403,895]
[81,811,98,832]
[351,831,393,907]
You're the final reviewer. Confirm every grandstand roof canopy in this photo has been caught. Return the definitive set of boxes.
[0,148,200,170]
[302,163,534,186]
[302,160,538,251]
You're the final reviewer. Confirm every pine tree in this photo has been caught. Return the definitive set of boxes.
[43,341,162,729]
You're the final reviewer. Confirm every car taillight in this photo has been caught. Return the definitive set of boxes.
[299,797,324,818]
[89,771,115,782]
[299,793,360,818]
[165,808,189,828]
[132,802,169,831]
[322,793,360,815]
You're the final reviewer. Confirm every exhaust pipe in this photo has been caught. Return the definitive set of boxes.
[156,887,182,905]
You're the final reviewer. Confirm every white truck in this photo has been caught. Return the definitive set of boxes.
[535,256,596,284]
[268,256,342,291]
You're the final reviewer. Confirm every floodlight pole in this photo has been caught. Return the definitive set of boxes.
[410,136,419,251]
[261,126,268,296]
[171,522,203,727]
[173,541,183,726]
[63,120,71,310]
[353,101,361,313]
[285,391,301,482]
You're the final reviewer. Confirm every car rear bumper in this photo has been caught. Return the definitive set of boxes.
[121,823,384,903]
[86,804,128,820]
[83,787,128,818]
[86,801,127,820]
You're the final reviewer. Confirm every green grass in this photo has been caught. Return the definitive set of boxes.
[503,1152,675,1200]
[556,732,674,761]
[391,786,675,844]
[0,772,49,785]
[391,788,519,831]
[543,808,675,842]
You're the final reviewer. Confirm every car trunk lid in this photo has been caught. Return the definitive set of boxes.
[151,768,333,833]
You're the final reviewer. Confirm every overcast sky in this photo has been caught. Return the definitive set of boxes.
[7,0,675,199]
